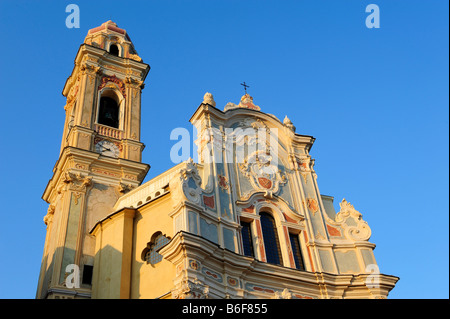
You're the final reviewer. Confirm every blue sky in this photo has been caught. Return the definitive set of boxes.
[0,0,448,299]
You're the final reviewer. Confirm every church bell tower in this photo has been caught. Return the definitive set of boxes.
[37,21,150,299]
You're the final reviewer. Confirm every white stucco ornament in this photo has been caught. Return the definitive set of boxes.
[238,150,287,198]
[335,198,372,241]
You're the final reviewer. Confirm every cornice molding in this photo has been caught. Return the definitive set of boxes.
[42,146,149,203]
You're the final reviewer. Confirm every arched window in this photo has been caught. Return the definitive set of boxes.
[142,233,170,265]
[109,44,119,56]
[98,95,119,128]
[260,212,283,266]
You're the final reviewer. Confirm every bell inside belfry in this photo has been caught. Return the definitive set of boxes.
[98,96,119,128]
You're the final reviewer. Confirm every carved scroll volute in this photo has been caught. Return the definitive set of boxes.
[169,158,203,208]
[335,198,372,241]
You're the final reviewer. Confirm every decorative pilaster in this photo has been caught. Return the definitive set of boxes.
[57,171,93,286]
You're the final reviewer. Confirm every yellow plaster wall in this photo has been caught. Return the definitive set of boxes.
[91,209,135,299]
[131,194,176,299]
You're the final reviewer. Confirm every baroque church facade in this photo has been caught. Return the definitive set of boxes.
[36,21,398,299]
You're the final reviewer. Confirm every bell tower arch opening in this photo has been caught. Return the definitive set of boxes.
[97,89,121,129]
[109,43,119,56]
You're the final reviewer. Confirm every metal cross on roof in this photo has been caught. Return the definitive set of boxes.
[240,82,250,94]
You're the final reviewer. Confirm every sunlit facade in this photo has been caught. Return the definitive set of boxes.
[36,21,398,299]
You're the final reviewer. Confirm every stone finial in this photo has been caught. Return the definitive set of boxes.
[283,116,296,132]
[202,92,216,107]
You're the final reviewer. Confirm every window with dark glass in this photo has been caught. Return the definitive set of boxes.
[109,44,119,56]
[260,212,283,266]
[289,233,305,270]
[240,221,254,257]
[82,265,93,285]
[98,96,119,128]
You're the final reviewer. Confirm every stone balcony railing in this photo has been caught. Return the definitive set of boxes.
[95,124,123,139]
